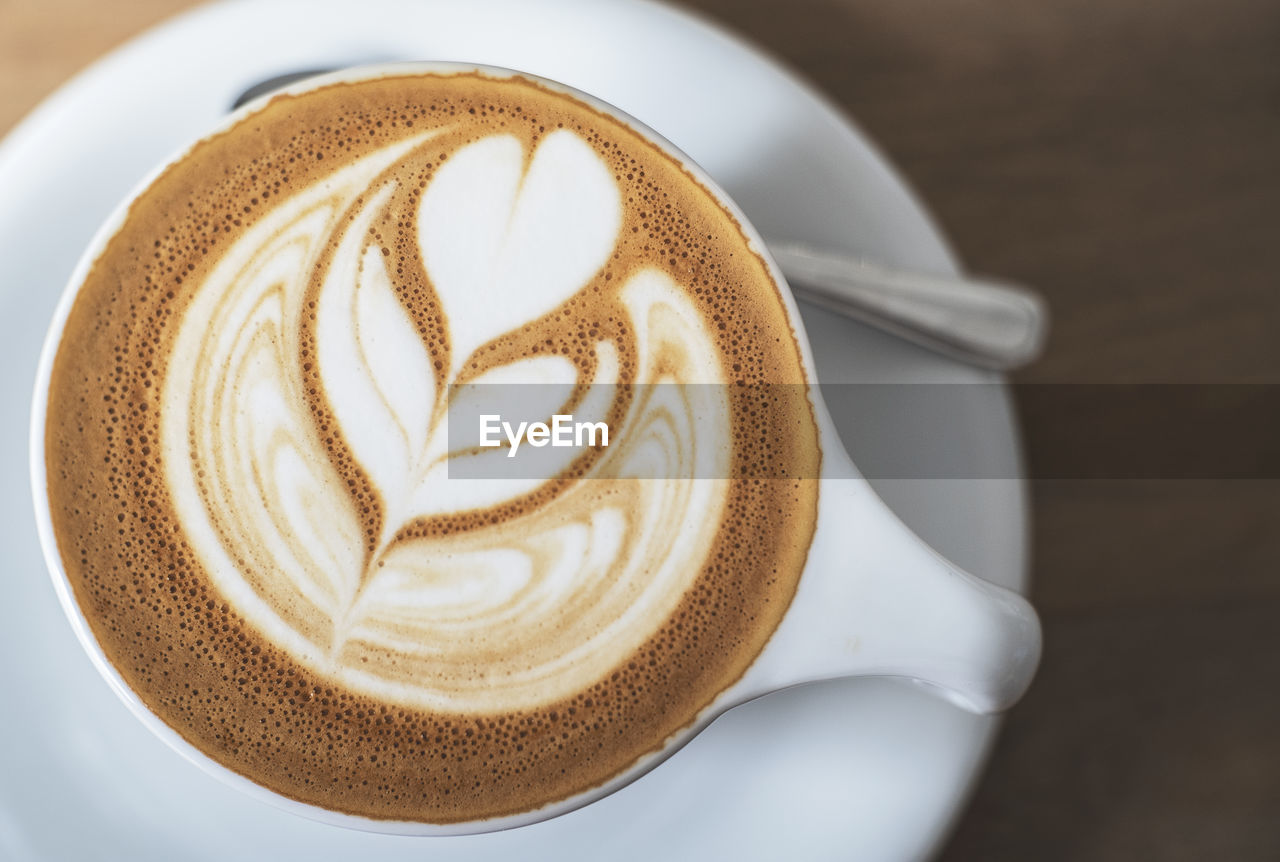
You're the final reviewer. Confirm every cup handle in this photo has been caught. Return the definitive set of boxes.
[734,476,1041,714]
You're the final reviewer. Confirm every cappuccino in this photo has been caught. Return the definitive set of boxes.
[42,69,820,822]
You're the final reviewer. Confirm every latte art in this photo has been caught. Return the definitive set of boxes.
[163,126,731,712]
[44,71,819,822]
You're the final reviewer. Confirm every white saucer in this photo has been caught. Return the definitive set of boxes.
[0,0,1028,859]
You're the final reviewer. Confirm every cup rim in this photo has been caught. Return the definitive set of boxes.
[28,59,832,836]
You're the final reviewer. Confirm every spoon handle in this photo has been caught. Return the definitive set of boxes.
[766,240,1048,371]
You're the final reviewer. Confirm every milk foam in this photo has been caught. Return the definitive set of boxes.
[161,128,731,712]
[49,72,820,822]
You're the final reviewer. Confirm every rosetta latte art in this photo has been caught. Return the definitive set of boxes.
[48,73,821,821]
[160,127,731,713]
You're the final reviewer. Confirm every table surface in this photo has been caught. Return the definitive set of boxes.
[4,0,1278,859]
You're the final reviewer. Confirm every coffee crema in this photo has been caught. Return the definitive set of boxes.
[44,70,820,823]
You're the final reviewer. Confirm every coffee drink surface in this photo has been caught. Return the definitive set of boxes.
[44,70,820,822]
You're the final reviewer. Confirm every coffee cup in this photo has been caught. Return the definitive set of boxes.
[30,62,1040,835]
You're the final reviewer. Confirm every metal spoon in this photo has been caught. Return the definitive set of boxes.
[766,242,1046,370]
[232,71,1048,371]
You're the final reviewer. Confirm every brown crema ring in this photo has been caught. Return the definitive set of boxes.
[43,71,820,823]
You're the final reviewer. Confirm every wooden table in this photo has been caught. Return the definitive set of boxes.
[5,0,1278,858]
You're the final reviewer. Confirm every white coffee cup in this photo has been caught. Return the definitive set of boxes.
[30,62,1040,836]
